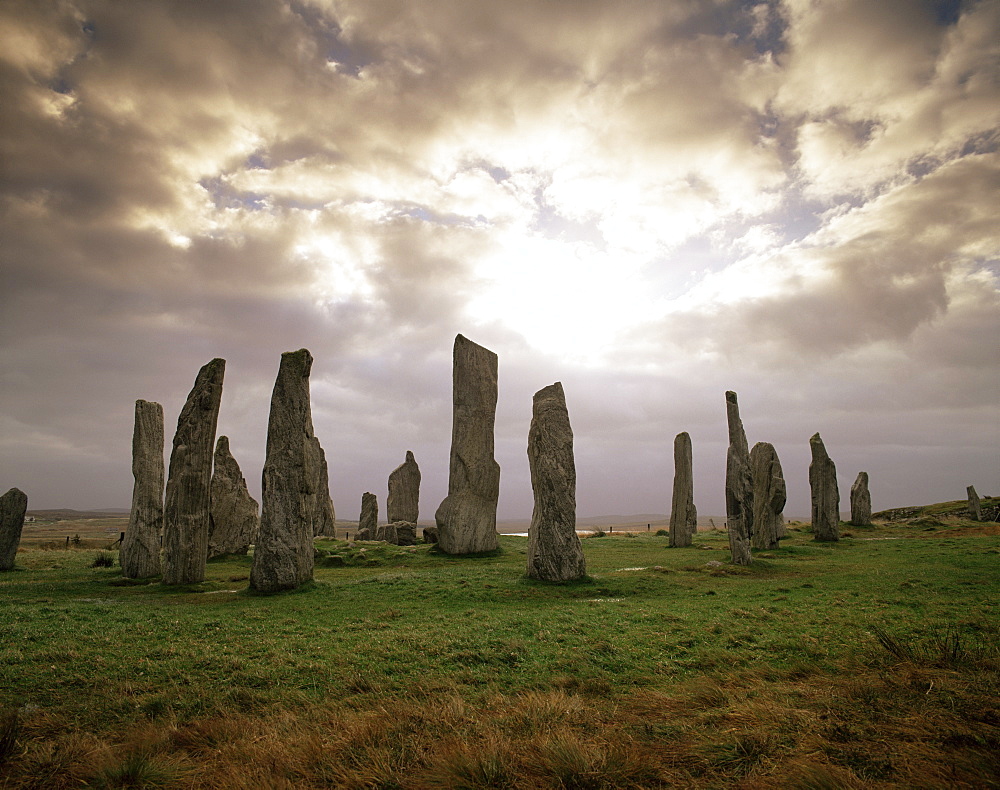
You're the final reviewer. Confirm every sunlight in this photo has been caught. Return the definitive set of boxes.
[467,232,651,362]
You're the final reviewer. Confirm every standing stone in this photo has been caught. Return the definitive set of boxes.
[967,485,982,522]
[0,487,28,571]
[356,492,378,541]
[313,441,337,537]
[122,400,164,578]
[435,334,500,554]
[809,433,840,541]
[724,391,753,565]
[250,349,320,592]
[162,359,225,585]
[750,442,786,550]
[208,436,259,559]
[850,471,872,526]
[669,432,697,548]
[526,382,586,582]
[387,450,421,524]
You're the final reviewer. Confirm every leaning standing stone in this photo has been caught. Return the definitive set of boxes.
[750,442,786,550]
[809,433,840,541]
[122,400,164,578]
[725,391,753,565]
[387,450,420,524]
[0,487,28,571]
[435,335,500,554]
[208,436,259,558]
[250,349,320,592]
[967,485,982,522]
[313,441,337,537]
[850,472,872,526]
[669,432,697,547]
[162,359,225,585]
[526,382,586,582]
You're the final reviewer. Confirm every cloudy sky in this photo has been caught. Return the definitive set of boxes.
[2,0,998,522]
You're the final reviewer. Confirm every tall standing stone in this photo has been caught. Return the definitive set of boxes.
[250,349,319,592]
[208,436,259,558]
[809,433,840,541]
[435,334,500,554]
[850,471,872,526]
[357,492,378,540]
[526,382,586,582]
[725,391,753,565]
[122,400,164,578]
[967,485,982,522]
[162,359,225,585]
[750,442,786,550]
[669,432,697,548]
[0,487,28,571]
[387,450,421,525]
[313,441,337,537]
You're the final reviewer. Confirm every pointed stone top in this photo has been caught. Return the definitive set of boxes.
[533,381,564,402]
[725,390,737,403]
[455,333,496,357]
[216,435,230,452]
[405,449,415,463]
[3,487,26,501]
[810,432,824,447]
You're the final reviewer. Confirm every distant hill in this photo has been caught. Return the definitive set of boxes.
[26,509,129,521]
[874,496,998,522]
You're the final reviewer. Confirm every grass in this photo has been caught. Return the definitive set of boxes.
[0,517,998,787]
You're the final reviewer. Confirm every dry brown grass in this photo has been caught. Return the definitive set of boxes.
[2,657,997,789]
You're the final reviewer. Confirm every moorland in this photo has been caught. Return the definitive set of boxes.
[1,500,998,789]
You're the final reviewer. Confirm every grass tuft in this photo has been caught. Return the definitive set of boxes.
[90,551,116,568]
[0,710,21,765]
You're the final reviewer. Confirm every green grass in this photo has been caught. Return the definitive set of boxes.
[1,521,998,788]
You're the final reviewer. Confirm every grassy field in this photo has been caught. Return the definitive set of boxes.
[1,513,998,788]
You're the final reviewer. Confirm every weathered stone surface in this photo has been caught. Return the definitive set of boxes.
[422,525,439,544]
[387,450,420,524]
[208,436,259,559]
[669,432,697,548]
[724,391,753,565]
[750,442,786,550]
[313,442,337,537]
[355,527,374,541]
[850,471,872,526]
[967,485,982,521]
[435,334,500,554]
[0,487,28,571]
[391,521,417,546]
[809,433,840,541]
[359,491,378,537]
[122,400,164,578]
[162,359,225,585]
[250,349,319,593]
[375,522,397,544]
[526,382,586,582]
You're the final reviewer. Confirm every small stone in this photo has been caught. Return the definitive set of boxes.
[375,522,398,544]
[967,485,982,522]
[163,359,225,585]
[0,487,28,571]
[122,400,164,578]
[387,451,420,525]
[422,525,439,544]
[724,391,753,565]
[250,349,319,593]
[435,334,500,554]
[391,521,418,546]
[809,433,840,542]
[313,441,337,537]
[208,436,259,558]
[526,382,587,582]
[669,432,697,548]
[750,442,786,550]
[359,492,378,536]
[850,472,872,526]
